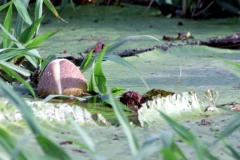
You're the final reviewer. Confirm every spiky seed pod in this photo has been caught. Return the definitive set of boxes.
[38,59,87,97]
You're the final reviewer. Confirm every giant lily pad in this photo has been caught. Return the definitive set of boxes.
[0,99,110,126]
[138,90,219,127]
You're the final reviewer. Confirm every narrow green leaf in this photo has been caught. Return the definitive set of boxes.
[222,140,240,159]
[18,16,44,44]
[25,30,62,47]
[0,47,40,62]
[0,65,36,97]
[0,61,30,76]
[0,0,12,11]
[93,46,108,94]
[101,94,133,112]
[36,135,71,160]
[213,115,240,145]
[70,118,96,153]
[0,79,42,135]
[11,135,35,160]
[214,56,240,78]
[0,24,24,48]
[88,68,97,93]
[42,94,87,103]
[80,50,94,72]
[160,111,217,160]
[109,92,140,155]
[215,56,240,69]
[14,14,24,39]
[34,0,43,35]
[0,127,27,159]
[70,0,77,13]
[104,54,149,89]
[106,35,161,54]
[3,3,12,48]
[13,0,32,25]
[43,0,68,23]
[0,79,71,159]
[35,0,43,20]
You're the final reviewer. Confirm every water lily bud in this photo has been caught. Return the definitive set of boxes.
[38,59,87,97]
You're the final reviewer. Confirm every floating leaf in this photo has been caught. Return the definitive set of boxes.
[138,91,219,127]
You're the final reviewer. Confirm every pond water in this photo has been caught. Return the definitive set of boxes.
[0,4,240,159]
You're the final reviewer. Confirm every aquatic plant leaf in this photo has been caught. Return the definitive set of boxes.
[0,65,35,97]
[11,135,35,160]
[138,91,219,127]
[109,93,140,155]
[25,29,62,47]
[43,0,67,23]
[0,99,105,126]
[213,114,240,145]
[80,49,94,72]
[70,118,96,153]
[106,35,161,54]
[3,3,12,48]
[0,24,24,48]
[111,87,125,96]
[0,0,12,11]
[18,16,44,44]
[0,127,27,159]
[160,112,218,160]
[88,66,97,93]
[36,135,71,160]
[0,79,42,135]
[160,130,187,160]
[104,54,149,89]
[214,56,240,78]
[93,45,108,94]
[0,47,39,61]
[42,94,87,103]
[0,61,30,76]
[13,0,32,25]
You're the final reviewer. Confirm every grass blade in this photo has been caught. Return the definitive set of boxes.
[0,79,42,135]
[34,0,43,35]
[88,67,97,93]
[11,135,35,160]
[0,61,30,76]
[25,30,62,47]
[36,135,71,160]
[215,56,240,78]
[43,0,68,23]
[0,65,36,97]
[0,24,24,48]
[18,16,44,44]
[0,0,12,11]
[160,111,217,160]
[0,79,71,159]
[104,54,149,89]
[13,0,32,25]
[70,118,96,153]
[42,94,87,103]
[0,127,27,160]
[3,3,12,48]
[93,45,108,94]
[80,50,94,72]
[213,115,240,145]
[109,92,140,155]
[106,35,161,54]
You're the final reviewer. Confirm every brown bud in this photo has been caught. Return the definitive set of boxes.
[38,59,87,97]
